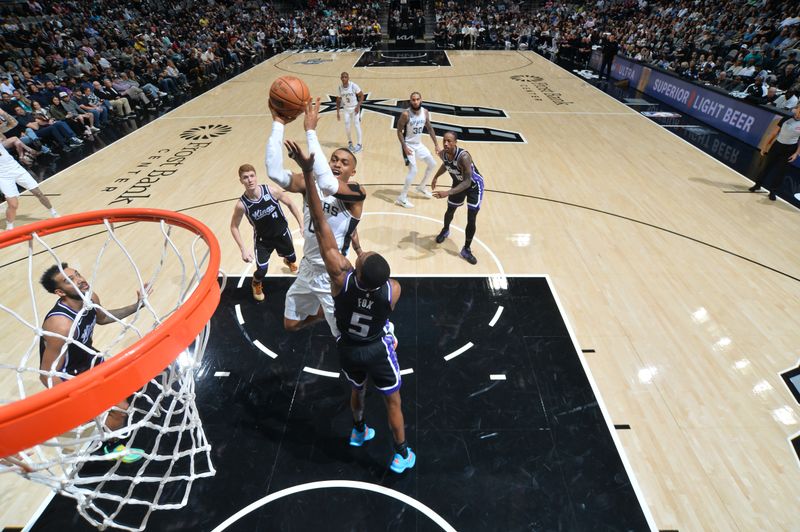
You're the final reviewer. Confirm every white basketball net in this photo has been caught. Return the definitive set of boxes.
[0,216,219,531]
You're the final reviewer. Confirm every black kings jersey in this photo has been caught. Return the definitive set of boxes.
[241,185,289,239]
[442,146,484,189]
[335,270,392,343]
[39,300,98,377]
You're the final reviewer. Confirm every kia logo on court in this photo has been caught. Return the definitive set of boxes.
[179,124,232,141]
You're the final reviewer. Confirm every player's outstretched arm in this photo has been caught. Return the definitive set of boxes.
[96,285,152,324]
[266,103,306,193]
[303,98,366,201]
[286,140,351,292]
[230,201,254,263]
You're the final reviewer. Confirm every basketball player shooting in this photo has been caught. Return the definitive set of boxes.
[266,98,366,335]
[285,139,416,474]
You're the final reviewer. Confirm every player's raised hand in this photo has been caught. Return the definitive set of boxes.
[303,97,322,131]
[285,140,315,173]
[269,100,295,125]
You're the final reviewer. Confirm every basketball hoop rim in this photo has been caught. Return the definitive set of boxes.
[0,209,221,457]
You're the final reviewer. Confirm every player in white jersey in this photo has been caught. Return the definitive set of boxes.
[266,98,366,336]
[0,143,58,230]
[395,91,440,209]
[336,72,364,153]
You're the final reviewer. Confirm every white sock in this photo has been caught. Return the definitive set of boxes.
[355,120,362,146]
[6,222,13,230]
[50,208,59,217]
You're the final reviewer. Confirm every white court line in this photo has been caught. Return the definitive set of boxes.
[544,274,658,531]
[23,491,56,532]
[214,371,230,377]
[509,110,634,115]
[210,480,457,532]
[488,305,504,327]
[236,263,251,289]
[399,368,414,376]
[303,367,340,378]
[252,340,278,359]
[489,374,506,381]
[443,342,474,362]
[234,304,244,325]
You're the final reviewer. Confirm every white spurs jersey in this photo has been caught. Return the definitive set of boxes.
[302,183,354,266]
[338,82,362,110]
[404,107,428,145]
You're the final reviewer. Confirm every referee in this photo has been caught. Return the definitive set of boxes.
[749,105,800,201]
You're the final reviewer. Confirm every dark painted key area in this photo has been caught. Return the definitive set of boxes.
[31,277,649,531]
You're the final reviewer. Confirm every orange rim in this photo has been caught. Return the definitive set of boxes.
[0,209,220,457]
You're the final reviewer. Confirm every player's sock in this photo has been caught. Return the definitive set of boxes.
[354,418,366,432]
[394,440,409,459]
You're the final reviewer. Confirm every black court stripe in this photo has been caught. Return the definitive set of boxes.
[582,349,596,353]
[614,424,631,430]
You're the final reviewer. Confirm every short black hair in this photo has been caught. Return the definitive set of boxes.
[443,130,458,140]
[360,254,390,289]
[334,147,357,168]
[40,263,68,294]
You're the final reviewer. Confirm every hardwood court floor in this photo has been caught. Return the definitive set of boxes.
[2,50,800,530]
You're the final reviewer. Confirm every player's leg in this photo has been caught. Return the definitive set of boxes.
[339,347,374,446]
[26,185,58,217]
[343,109,354,149]
[460,181,483,265]
[251,237,273,301]
[284,262,326,331]
[311,268,340,336]
[415,145,436,197]
[4,196,19,230]
[396,145,418,208]
[275,228,298,273]
[102,398,144,463]
[371,337,414,472]
[436,195,463,243]
[353,110,363,151]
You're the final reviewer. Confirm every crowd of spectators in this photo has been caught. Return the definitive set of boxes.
[285,0,383,49]
[434,0,800,110]
[0,0,384,175]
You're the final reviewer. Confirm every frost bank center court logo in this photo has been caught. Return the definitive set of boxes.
[180,124,233,141]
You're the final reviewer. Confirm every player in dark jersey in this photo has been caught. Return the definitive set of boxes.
[231,163,303,301]
[39,263,151,463]
[286,139,415,474]
[431,131,485,265]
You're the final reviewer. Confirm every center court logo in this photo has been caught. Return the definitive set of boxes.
[294,58,334,65]
[319,95,524,143]
[179,124,232,140]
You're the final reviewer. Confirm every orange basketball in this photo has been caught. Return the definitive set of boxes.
[269,76,311,119]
